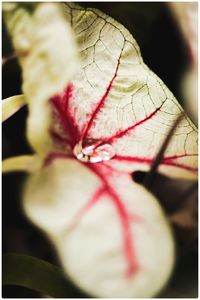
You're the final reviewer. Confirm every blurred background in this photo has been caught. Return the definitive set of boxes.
[2,2,198,298]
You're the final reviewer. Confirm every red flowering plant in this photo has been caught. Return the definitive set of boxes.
[2,2,198,298]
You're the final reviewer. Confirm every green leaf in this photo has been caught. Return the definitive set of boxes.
[3,254,70,298]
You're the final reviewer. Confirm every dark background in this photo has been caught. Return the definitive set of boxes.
[2,2,197,298]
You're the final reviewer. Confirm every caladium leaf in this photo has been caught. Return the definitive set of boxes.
[3,2,198,298]
[49,3,197,179]
[3,2,78,156]
[2,95,26,122]
[24,158,174,298]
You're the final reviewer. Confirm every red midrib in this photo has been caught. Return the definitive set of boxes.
[105,183,139,277]
[114,154,198,173]
[51,84,80,147]
[81,59,120,140]
[106,105,163,144]
[87,164,139,277]
[44,152,74,166]
[68,186,106,230]
[49,156,139,277]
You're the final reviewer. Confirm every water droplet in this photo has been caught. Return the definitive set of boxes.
[73,139,115,163]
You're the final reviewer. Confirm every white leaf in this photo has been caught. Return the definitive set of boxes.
[3,2,78,155]
[59,3,197,180]
[23,158,174,298]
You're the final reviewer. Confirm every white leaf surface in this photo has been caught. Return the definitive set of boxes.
[3,2,78,155]
[23,158,174,298]
[58,3,197,179]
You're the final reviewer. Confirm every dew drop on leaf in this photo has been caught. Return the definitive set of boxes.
[73,139,115,163]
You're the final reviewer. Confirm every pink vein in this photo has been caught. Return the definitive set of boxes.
[87,164,139,277]
[163,154,198,160]
[45,152,140,276]
[114,154,198,173]
[81,60,120,140]
[43,152,74,167]
[68,186,106,230]
[51,84,80,146]
[50,130,71,146]
[161,161,198,172]
[106,106,163,144]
